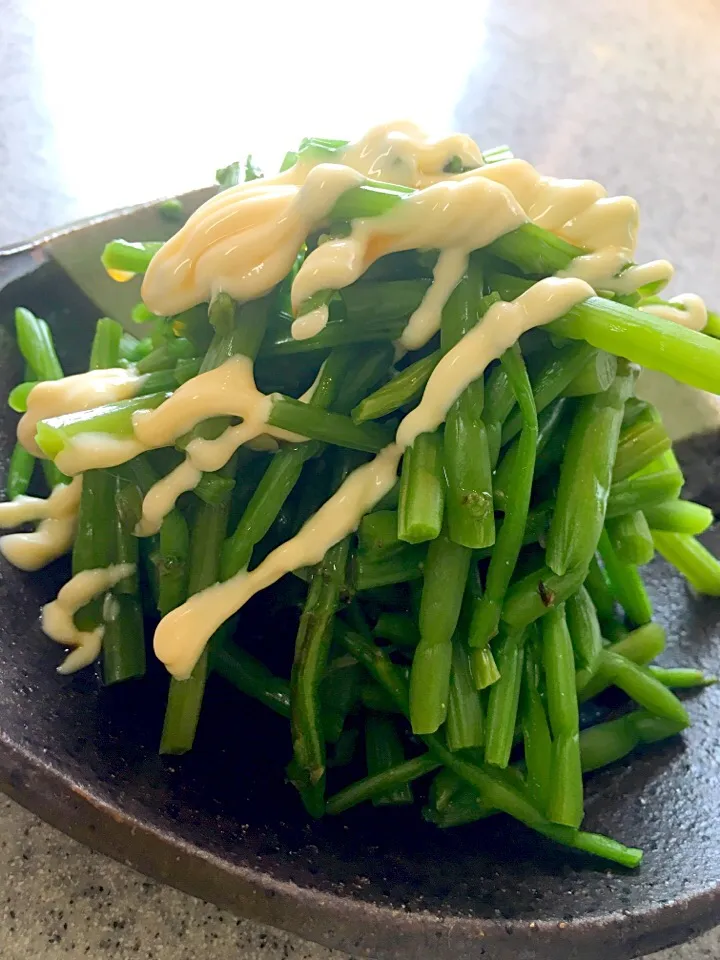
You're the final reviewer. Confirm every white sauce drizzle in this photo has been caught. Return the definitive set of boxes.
[401,248,470,349]
[0,478,82,571]
[640,293,707,332]
[135,459,201,537]
[397,276,595,449]
[54,434,148,477]
[142,124,679,351]
[155,276,594,677]
[154,444,401,679]
[291,305,330,341]
[42,563,135,674]
[132,355,273,447]
[134,358,326,536]
[142,164,364,317]
[289,175,528,346]
[5,121,708,681]
[560,252,673,296]
[18,368,143,458]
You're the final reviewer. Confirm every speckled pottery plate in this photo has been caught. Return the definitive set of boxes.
[1,206,720,960]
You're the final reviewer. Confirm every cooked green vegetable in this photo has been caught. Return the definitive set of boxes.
[5,124,720,875]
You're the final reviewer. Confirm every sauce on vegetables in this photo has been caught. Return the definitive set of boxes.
[42,563,135,674]
[640,293,707,331]
[154,444,401,679]
[18,367,143,458]
[2,120,709,678]
[0,476,82,571]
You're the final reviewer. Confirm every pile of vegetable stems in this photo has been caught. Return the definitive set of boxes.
[8,140,720,870]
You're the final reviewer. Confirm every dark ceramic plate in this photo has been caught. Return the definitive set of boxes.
[1,247,720,960]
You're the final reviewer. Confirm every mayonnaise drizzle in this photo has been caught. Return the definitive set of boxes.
[397,276,595,448]
[5,120,709,683]
[42,563,135,674]
[154,444,401,679]
[142,164,364,317]
[640,293,708,332]
[132,355,272,447]
[289,175,529,346]
[291,305,330,341]
[135,459,201,537]
[134,358,326,536]
[155,277,595,678]
[142,122,678,353]
[0,478,82,571]
[18,368,144,458]
[54,434,148,477]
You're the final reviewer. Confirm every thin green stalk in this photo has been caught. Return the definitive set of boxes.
[120,455,190,618]
[365,714,414,806]
[501,342,594,445]
[352,351,440,423]
[326,753,440,814]
[446,637,484,752]
[73,318,141,678]
[398,431,445,544]
[546,360,637,576]
[565,584,603,671]
[521,635,552,809]
[102,473,145,685]
[410,529,471,734]
[357,510,399,557]
[647,666,716,689]
[471,645,501,690]
[601,651,690,726]
[289,537,350,817]
[15,308,63,380]
[598,529,653,625]
[36,392,171,461]
[651,530,720,595]
[263,315,406,356]
[470,344,537,646]
[577,622,666,701]
[643,500,714,535]
[606,469,684,519]
[549,296,720,395]
[606,510,654,566]
[221,347,359,580]
[542,604,583,828]
[490,272,720,395]
[101,239,163,274]
[14,310,66,490]
[502,562,589,629]
[613,417,671,482]
[159,458,236,755]
[341,279,428,324]
[372,612,419,647]
[321,655,363,744]
[562,350,617,397]
[354,544,426,590]
[485,627,526,768]
[267,396,392,453]
[494,399,567,511]
[212,638,291,717]
[6,442,35,499]
[89,318,124,371]
[584,554,616,621]
[579,709,688,772]
[360,682,404,713]
[339,625,641,866]
[441,262,495,548]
